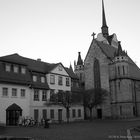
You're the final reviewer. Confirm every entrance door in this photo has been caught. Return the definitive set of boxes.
[58,109,63,123]
[6,103,22,126]
[97,109,102,119]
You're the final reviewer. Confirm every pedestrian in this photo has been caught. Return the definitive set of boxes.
[44,119,50,128]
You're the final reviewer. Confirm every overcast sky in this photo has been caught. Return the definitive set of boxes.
[0,0,140,68]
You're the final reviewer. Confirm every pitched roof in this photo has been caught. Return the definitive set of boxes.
[65,67,79,79]
[96,40,140,80]
[0,53,57,73]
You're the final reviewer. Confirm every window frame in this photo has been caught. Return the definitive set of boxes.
[58,76,63,85]
[2,87,8,97]
[21,89,26,98]
[12,88,17,97]
[34,89,39,101]
[42,90,47,101]
[66,77,70,86]
[50,75,55,84]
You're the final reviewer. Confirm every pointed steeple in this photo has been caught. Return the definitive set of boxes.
[116,41,127,56]
[69,63,73,71]
[77,52,83,65]
[101,0,109,38]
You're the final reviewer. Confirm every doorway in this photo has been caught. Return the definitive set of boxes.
[58,109,63,123]
[6,103,22,126]
[97,109,102,119]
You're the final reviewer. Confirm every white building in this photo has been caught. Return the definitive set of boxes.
[0,53,84,125]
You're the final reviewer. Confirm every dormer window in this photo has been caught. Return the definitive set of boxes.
[5,64,11,72]
[13,65,18,73]
[21,67,26,74]
[41,77,45,83]
[33,75,37,82]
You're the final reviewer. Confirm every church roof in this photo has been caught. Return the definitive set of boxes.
[96,40,140,80]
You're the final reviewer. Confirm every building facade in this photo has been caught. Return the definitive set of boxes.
[0,54,84,125]
[76,0,140,119]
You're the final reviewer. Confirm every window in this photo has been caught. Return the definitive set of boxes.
[5,64,11,72]
[2,88,8,97]
[66,77,70,86]
[78,109,81,117]
[41,77,45,83]
[13,65,18,73]
[118,81,120,91]
[58,76,63,85]
[94,58,101,88]
[118,66,120,75]
[34,89,39,101]
[50,109,54,119]
[123,66,125,75]
[21,89,26,98]
[42,109,47,119]
[50,89,55,102]
[42,90,47,101]
[50,75,55,84]
[21,67,26,74]
[72,109,76,118]
[12,88,17,97]
[33,75,37,82]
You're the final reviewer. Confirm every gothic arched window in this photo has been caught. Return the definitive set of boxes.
[94,58,101,88]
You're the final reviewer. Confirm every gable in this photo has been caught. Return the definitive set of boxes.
[84,39,109,65]
[50,63,69,76]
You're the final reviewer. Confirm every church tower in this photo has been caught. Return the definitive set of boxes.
[101,0,109,38]
[74,52,84,87]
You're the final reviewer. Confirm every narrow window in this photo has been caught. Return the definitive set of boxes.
[118,66,120,75]
[5,64,11,72]
[21,89,26,98]
[123,66,125,75]
[78,109,81,117]
[50,109,54,119]
[42,109,47,119]
[58,76,63,85]
[34,89,39,101]
[50,75,55,84]
[13,65,18,73]
[66,77,70,86]
[33,75,37,82]
[94,58,101,88]
[72,109,76,118]
[42,90,47,101]
[50,89,55,102]
[41,77,45,83]
[21,67,26,74]
[12,88,17,97]
[2,87,8,97]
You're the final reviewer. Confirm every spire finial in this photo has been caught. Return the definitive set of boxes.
[91,32,96,39]
[101,0,109,37]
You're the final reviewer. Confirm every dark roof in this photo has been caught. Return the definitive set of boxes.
[65,67,79,79]
[96,40,140,80]
[6,103,22,111]
[0,53,57,89]
[0,53,58,73]
[96,41,117,59]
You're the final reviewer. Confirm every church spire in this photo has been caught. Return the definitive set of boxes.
[101,0,109,38]
[77,52,83,65]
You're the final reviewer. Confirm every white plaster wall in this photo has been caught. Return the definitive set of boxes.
[0,84,31,124]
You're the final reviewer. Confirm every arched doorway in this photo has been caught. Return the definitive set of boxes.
[6,103,22,126]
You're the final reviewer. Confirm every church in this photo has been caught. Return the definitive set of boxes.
[74,0,140,119]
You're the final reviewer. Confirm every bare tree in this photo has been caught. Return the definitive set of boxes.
[83,88,108,120]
